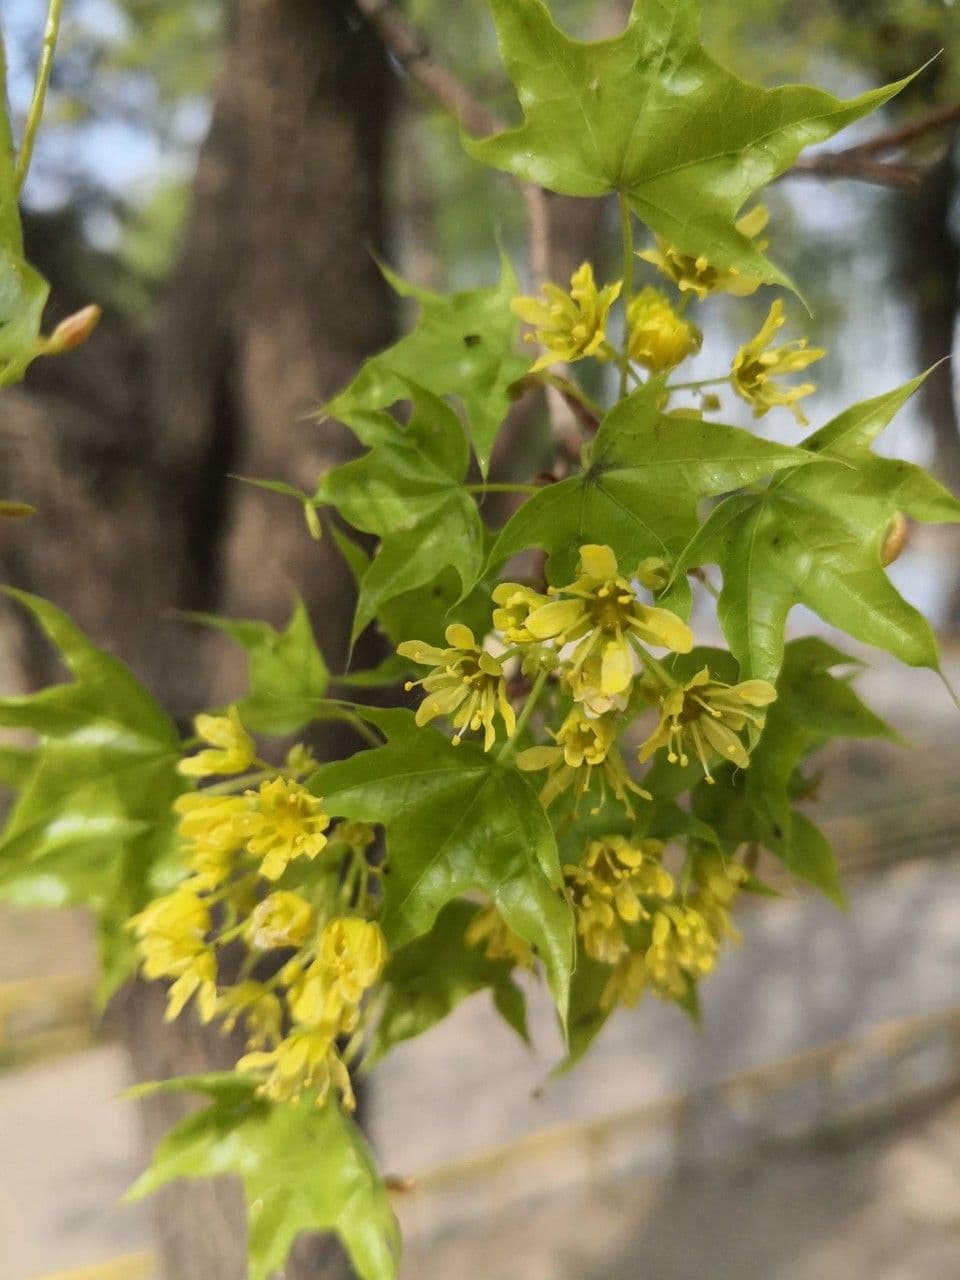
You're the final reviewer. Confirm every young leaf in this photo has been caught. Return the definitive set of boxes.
[319,383,485,642]
[309,713,574,1020]
[326,257,526,474]
[466,0,910,292]
[489,383,818,591]
[0,590,184,997]
[366,900,528,1068]
[183,597,330,734]
[127,1075,400,1280]
[0,36,50,387]
[678,378,960,682]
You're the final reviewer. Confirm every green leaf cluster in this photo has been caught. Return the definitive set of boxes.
[319,383,486,643]
[0,591,184,997]
[127,1075,400,1280]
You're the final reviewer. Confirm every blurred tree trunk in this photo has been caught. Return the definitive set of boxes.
[2,1,394,1276]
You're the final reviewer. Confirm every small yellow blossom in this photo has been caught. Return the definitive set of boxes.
[517,709,650,815]
[731,300,826,424]
[288,917,387,1034]
[626,287,702,373]
[565,836,674,963]
[399,624,516,751]
[512,262,621,373]
[129,887,217,1023]
[465,904,534,969]
[178,705,255,778]
[246,777,331,881]
[638,206,770,300]
[638,667,776,782]
[250,891,315,950]
[691,853,748,946]
[491,581,550,645]
[174,792,250,889]
[601,951,647,1009]
[644,903,718,998]
[525,545,693,703]
[238,1029,355,1109]
[217,981,284,1049]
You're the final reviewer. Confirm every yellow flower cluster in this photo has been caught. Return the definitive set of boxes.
[239,916,387,1110]
[399,544,775,816]
[512,262,620,373]
[131,707,389,1109]
[564,836,674,964]
[598,852,748,1008]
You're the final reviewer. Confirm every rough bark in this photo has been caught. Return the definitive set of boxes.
[3,1,394,1276]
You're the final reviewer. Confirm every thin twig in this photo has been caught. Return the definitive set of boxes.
[14,0,65,194]
[844,101,960,158]
[789,153,925,190]
[354,0,550,287]
[788,101,960,191]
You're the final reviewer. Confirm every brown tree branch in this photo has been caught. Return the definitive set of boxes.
[788,101,960,190]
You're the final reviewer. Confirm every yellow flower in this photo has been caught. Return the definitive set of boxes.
[491,581,550,645]
[250,891,315,950]
[601,951,647,1010]
[178,705,255,778]
[512,262,621,373]
[644,903,718,998]
[638,667,776,783]
[525,545,693,703]
[465,904,534,969]
[238,1029,355,1109]
[691,853,748,947]
[626,287,702,373]
[288,917,387,1034]
[174,792,250,889]
[129,887,218,1023]
[731,300,826,424]
[565,836,674,963]
[246,777,331,881]
[638,206,770,300]
[398,624,516,752]
[517,709,650,815]
[217,981,284,1049]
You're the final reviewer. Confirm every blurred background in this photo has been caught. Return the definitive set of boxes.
[1,1,960,1277]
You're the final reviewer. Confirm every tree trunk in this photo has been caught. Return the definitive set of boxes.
[3,1,394,1276]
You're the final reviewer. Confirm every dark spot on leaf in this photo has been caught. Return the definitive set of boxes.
[463,334,482,347]
[772,823,783,839]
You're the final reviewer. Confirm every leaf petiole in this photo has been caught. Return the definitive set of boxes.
[14,0,64,194]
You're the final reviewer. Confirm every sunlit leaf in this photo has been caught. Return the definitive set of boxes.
[326,257,526,474]
[127,1075,400,1280]
[0,590,183,996]
[309,712,574,1020]
[466,0,910,292]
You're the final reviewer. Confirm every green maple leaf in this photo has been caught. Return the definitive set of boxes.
[309,712,574,1020]
[366,900,529,1068]
[0,39,50,386]
[319,382,485,642]
[127,1075,400,1280]
[183,597,330,735]
[677,376,960,683]
[326,257,526,474]
[465,0,910,291]
[489,382,817,594]
[694,638,897,903]
[0,590,184,997]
